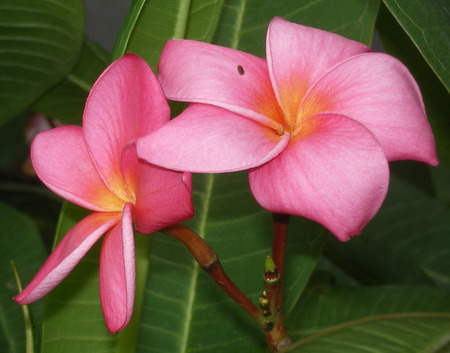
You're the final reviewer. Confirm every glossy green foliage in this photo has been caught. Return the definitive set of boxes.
[0,201,46,353]
[32,38,109,125]
[325,175,450,285]
[382,0,450,93]
[1,0,449,352]
[112,0,225,67]
[0,0,84,126]
[377,4,450,165]
[285,286,450,352]
[213,0,380,52]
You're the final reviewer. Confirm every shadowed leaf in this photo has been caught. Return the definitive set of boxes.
[0,0,84,126]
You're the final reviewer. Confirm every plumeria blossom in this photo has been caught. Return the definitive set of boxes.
[15,54,194,333]
[137,17,438,241]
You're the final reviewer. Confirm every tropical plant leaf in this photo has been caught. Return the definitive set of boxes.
[135,173,328,353]
[430,163,450,204]
[32,37,109,125]
[0,0,84,126]
[112,0,225,66]
[0,112,28,169]
[376,4,450,166]
[0,201,47,353]
[213,0,380,52]
[287,286,450,333]
[284,286,450,352]
[287,316,450,353]
[0,179,62,247]
[382,0,450,92]
[185,0,226,41]
[324,175,450,286]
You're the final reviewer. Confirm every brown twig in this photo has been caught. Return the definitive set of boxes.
[161,224,264,325]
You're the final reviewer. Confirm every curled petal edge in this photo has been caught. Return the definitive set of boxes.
[15,212,121,304]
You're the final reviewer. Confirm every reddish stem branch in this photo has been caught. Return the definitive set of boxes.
[261,255,292,352]
[265,316,291,352]
[161,219,293,352]
[161,224,264,325]
[272,213,290,312]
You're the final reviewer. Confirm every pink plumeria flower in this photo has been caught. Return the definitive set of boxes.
[137,17,438,241]
[15,54,194,333]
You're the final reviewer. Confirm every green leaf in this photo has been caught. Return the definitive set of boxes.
[0,201,47,353]
[185,0,225,41]
[32,38,109,125]
[0,112,28,169]
[0,0,84,126]
[382,0,450,92]
[213,0,380,52]
[288,315,450,352]
[376,4,450,166]
[112,0,225,66]
[287,286,450,333]
[324,176,450,286]
[0,182,61,247]
[284,286,450,352]
[135,173,328,352]
[430,163,450,204]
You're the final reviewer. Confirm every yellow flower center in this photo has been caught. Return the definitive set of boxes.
[272,81,330,139]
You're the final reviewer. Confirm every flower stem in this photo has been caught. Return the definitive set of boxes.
[272,213,290,311]
[161,220,293,352]
[161,224,264,326]
[259,213,291,352]
[11,261,35,353]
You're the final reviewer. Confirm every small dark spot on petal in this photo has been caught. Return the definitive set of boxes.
[237,65,244,75]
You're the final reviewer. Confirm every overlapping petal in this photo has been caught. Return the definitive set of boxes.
[158,40,283,130]
[31,126,125,212]
[300,53,438,165]
[122,142,194,233]
[248,113,389,241]
[15,212,121,304]
[266,17,370,123]
[99,203,135,333]
[83,53,171,200]
[120,143,139,202]
[134,166,193,234]
[137,104,290,173]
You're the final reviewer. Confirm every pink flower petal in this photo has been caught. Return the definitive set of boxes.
[137,104,290,173]
[301,52,438,165]
[248,113,389,241]
[266,17,370,122]
[158,40,283,130]
[134,165,194,234]
[83,54,171,200]
[31,126,125,212]
[120,143,139,201]
[99,203,135,333]
[15,212,121,304]
[120,142,193,233]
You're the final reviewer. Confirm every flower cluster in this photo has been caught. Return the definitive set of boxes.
[15,17,437,333]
